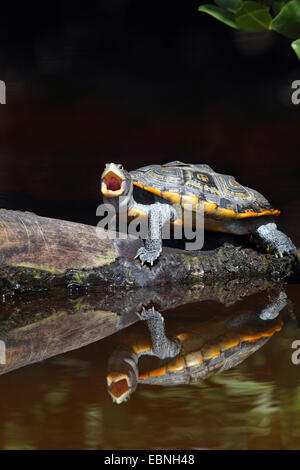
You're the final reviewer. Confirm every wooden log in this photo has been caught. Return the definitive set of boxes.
[0,209,298,294]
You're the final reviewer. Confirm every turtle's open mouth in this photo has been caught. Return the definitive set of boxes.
[107,372,132,404]
[101,168,125,198]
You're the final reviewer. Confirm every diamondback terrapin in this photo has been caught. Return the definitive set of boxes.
[101,161,296,265]
[107,291,286,404]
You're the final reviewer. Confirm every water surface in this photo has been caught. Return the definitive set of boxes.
[0,283,299,450]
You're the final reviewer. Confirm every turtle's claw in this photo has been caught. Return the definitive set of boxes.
[135,247,160,266]
[138,306,162,321]
[138,306,151,320]
[136,306,145,319]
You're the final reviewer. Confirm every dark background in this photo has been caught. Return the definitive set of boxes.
[0,0,299,240]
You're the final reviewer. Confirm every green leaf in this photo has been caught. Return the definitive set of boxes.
[235,1,273,31]
[272,0,286,16]
[271,0,300,39]
[198,4,238,29]
[214,0,242,10]
[291,38,300,59]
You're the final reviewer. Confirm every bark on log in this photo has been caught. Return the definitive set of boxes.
[0,209,298,295]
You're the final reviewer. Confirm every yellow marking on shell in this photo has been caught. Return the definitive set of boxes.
[132,181,143,189]
[171,218,184,227]
[138,372,149,380]
[132,179,280,219]
[218,337,240,351]
[143,186,161,196]
[214,207,237,218]
[229,178,240,188]
[162,191,181,204]
[174,332,188,341]
[149,366,167,377]
[204,204,280,219]
[241,319,283,342]
[133,181,181,203]
[181,195,199,206]
[128,207,147,218]
[197,173,209,182]
[185,351,204,368]
[273,319,284,331]
[131,342,151,355]
[167,357,185,373]
[203,202,218,215]
[237,209,280,218]
[242,333,265,341]
[201,344,222,360]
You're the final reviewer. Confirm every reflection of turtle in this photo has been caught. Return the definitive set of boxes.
[101,161,296,265]
[107,292,287,404]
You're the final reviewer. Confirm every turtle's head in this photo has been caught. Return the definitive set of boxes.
[107,372,136,405]
[101,163,133,211]
[107,345,138,405]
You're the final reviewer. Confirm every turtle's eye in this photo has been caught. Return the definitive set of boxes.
[117,164,123,170]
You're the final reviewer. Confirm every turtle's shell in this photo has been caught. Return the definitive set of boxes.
[133,311,283,386]
[130,161,279,219]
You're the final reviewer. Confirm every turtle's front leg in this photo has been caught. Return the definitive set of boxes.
[254,222,296,257]
[259,291,287,320]
[136,238,162,266]
[139,307,181,359]
[135,202,176,266]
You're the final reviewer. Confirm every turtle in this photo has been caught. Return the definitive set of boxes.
[107,291,287,404]
[100,161,296,265]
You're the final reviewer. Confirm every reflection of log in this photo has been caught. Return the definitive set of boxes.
[0,209,298,294]
[0,290,138,376]
[0,280,289,376]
